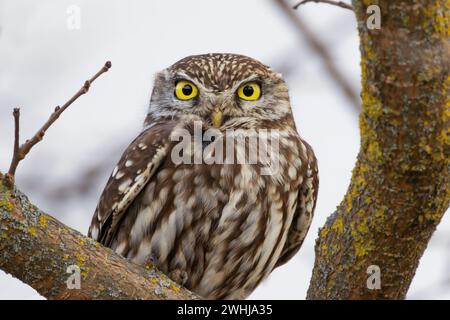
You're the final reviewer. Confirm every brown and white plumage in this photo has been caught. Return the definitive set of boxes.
[88,53,318,299]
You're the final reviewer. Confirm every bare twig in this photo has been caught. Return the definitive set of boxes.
[0,60,198,300]
[6,61,112,183]
[274,0,360,111]
[293,0,354,11]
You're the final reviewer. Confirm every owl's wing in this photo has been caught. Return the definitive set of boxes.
[275,140,319,268]
[88,122,174,246]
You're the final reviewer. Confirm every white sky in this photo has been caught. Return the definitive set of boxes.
[0,0,448,299]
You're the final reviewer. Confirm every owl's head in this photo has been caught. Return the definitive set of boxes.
[146,53,294,130]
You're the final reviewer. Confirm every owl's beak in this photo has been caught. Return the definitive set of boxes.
[211,108,223,128]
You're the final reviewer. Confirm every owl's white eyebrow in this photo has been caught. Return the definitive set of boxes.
[231,75,263,92]
[174,72,213,92]
[173,72,192,81]
[172,72,263,94]
[172,72,207,90]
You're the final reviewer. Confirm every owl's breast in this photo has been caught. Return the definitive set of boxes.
[111,132,306,299]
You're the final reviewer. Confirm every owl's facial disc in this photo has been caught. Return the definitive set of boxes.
[171,75,266,128]
[146,54,293,129]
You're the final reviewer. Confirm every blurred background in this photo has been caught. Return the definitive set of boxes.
[0,0,448,299]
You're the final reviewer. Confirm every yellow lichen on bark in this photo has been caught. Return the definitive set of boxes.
[307,0,450,299]
[0,178,198,300]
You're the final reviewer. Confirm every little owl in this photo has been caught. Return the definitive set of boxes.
[88,53,318,299]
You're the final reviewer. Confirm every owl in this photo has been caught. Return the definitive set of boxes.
[88,53,318,299]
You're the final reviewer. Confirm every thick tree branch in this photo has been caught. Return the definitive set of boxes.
[0,180,198,299]
[293,0,354,11]
[6,61,112,183]
[307,0,450,299]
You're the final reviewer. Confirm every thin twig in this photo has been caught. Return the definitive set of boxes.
[10,108,21,173]
[274,0,360,111]
[293,0,354,11]
[6,61,112,182]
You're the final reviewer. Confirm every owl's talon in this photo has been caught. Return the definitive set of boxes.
[168,270,188,286]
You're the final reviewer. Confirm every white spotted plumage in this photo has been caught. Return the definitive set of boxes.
[88,53,318,299]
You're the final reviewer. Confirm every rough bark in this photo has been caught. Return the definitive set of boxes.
[307,0,449,299]
[0,179,198,300]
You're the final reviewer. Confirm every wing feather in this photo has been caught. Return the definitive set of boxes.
[88,122,175,246]
[275,139,319,268]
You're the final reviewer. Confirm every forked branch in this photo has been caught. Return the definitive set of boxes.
[0,60,199,300]
[5,61,112,186]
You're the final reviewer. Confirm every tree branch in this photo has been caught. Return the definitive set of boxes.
[0,60,198,300]
[0,181,198,299]
[293,0,354,11]
[6,61,112,183]
[307,0,450,299]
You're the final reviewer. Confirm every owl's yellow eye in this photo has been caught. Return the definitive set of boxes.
[237,82,261,101]
[175,80,198,100]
